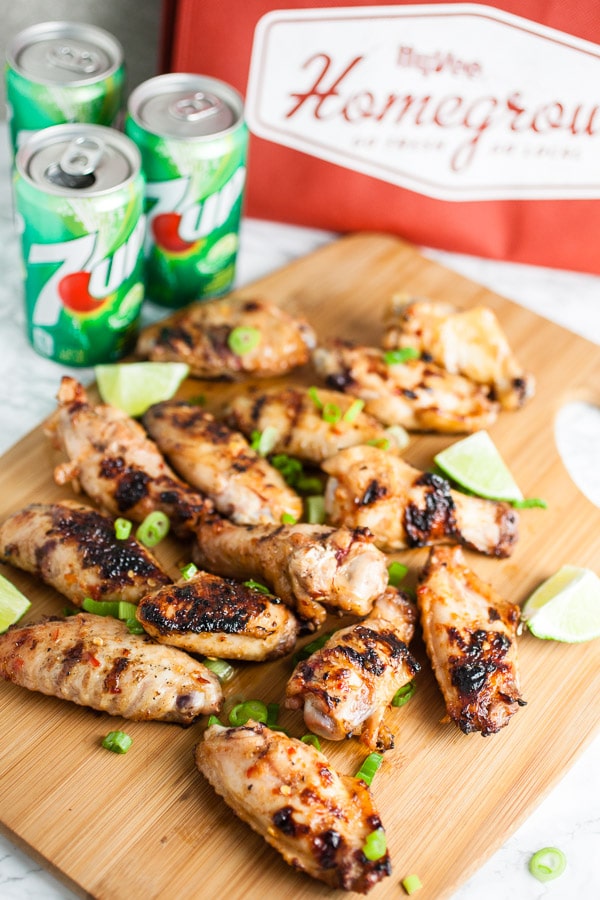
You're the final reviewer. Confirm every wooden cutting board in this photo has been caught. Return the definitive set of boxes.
[1,232,599,900]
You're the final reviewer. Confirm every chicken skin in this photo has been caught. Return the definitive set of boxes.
[196,721,391,893]
[323,445,518,558]
[136,296,316,379]
[383,296,535,411]
[312,339,498,433]
[225,385,397,464]
[45,377,211,537]
[0,501,171,606]
[143,401,302,526]
[136,570,298,661]
[417,546,525,735]
[286,587,420,750]
[0,613,222,724]
[193,515,389,630]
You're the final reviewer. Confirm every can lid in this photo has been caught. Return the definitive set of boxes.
[7,21,123,85]
[17,124,140,194]
[128,73,243,139]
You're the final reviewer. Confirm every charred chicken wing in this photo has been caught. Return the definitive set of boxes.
[0,501,170,606]
[0,613,222,723]
[323,445,518,558]
[195,721,391,893]
[417,546,525,735]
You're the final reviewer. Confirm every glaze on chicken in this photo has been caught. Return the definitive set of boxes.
[45,377,211,536]
[383,296,535,410]
[193,515,389,630]
[417,546,525,735]
[196,721,391,893]
[323,445,518,558]
[0,501,171,606]
[225,384,397,464]
[313,339,498,433]
[136,570,298,661]
[143,400,302,526]
[0,613,222,723]
[136,296,316,379]
[286,587,420,750]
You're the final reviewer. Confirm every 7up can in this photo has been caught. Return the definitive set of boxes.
[14,124,146,366]
[6,21,125,159]
[125,73,248,308]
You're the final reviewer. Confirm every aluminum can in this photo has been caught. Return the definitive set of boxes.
[14,124,146,366]
[125,73,248,308]
[5,21,125,159]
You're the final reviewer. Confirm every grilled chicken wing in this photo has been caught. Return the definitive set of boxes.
[136,570,298,661]
[143,401,302,526]
[418,546,525,735]
[136,296,316,379]
[0,613,222,723]
[312,339,498,433]
[45,377,211,537]
[286,587,420,750]
[193,515,389,630]
[196,721,391,893]
[323,445,518,558]
[225,385,397,464]
[0,501,170,606]
[383,296,535,410]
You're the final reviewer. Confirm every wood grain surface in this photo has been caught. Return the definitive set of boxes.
[1,233,599,900]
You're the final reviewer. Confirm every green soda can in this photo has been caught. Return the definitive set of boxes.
[14,123,146,366]
[6,21,125,159]
[125,73,248,308]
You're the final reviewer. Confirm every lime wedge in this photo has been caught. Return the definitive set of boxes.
[434,431,523,502]
[0,573,31,633]
[522,565,600,642]
[95,362,190,418]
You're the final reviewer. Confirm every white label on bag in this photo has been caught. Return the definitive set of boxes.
[246,3,600,200]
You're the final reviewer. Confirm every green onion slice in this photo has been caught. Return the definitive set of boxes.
[366,437,391,451]
[207,714,223,727]
[101,730,132,754]
[114,517,132,540]
[227,326,261,356]
[386,424,410,451]
[300,733,321,751]
[305,495,326,524]
[528,847,566,882]
[125,617,144,634]
[355,752,383,787]
[180,562,198,581]
[266,702,280,728]
[281,512,297,525]
[271,453,303,486]
[295,475,323,494]
[82,597,120,617]
[250,425,279,457]
[243,579,271,595]
[392,681,416,707]
[343,399,365,423]
[387,561,408,586]
[136,511,170,548]
[229,699,269,726]
[512,497,548,509]
[362,828,387,861]
[308,386,324,409]
[402,873,423,895]
[384,347,420,365]
[203,657,236,683]
[322,402,342,425]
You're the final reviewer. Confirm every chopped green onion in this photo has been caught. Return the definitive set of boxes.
[392,681,416,707]
[228,326,261,356]
[384,347,420,365]
[322,402,342,425]
[207,715,223,727]
[300,734,321,751]
[387,561,408,586]
[266,702,280,727]
[512,498,548,509]
[229,699,269,726]
[271,453,303,486]
[101,730,132,754]
[528,847,566,882]
[305,495,326,524]
[402,874,423,895]
[355,752,383,787]
[136,511,170,548]
[308,386,323,409]
[82,597,120,617]
[114,517,132,540]
[366,437,391,451]
[117,601,138,620]
[203,657,236,683]
[125,617,145,635]
[243,579,271,595]
[343,399,365,422]
[180,562,198,580]
[292,631,334,666]
[386,424,410,451]
[281,512,297,525]
[362,828,387,861]
[250,425,279,456]
[62,607,78,617]
[296,475,323,494]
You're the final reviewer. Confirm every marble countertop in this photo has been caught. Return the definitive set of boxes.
[0,120,599,899]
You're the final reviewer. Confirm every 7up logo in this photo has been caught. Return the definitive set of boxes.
[29,215,146,325]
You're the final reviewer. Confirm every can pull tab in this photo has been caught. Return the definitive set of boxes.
[47,44,101,75]
[46,137,105,189]
[170,91,226,122]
